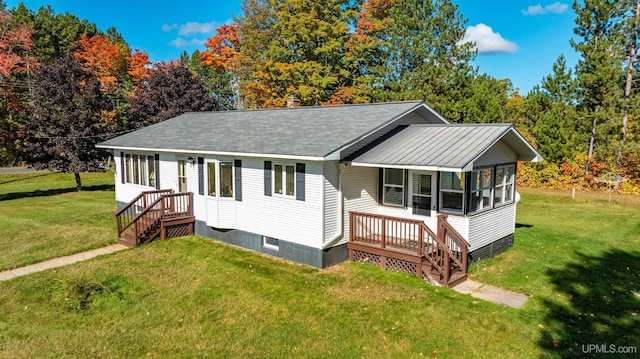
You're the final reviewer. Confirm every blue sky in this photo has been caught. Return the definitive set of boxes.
[6,0,579,94]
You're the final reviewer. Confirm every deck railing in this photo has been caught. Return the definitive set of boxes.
[116,190,193,245]
[116,189,173,238]
[349,211,469,286]
[437,215,470,274]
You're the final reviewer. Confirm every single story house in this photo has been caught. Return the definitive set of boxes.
[97,100,542,286]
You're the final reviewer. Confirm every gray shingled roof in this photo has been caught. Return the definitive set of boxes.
[97,101,429,158]
[351,124,541,171]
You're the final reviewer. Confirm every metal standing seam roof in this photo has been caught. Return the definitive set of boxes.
[96,100,431,159]
[350,124,537,171]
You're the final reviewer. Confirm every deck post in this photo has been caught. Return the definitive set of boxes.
[417,223,423,255]
[380,217,386,249]
[443,250,450,285]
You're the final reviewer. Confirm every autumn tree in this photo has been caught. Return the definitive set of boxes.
[0,8,39,165]
[26,55,113,190]
[74,33,130,94]
[234,0,354,108]
[126,61,217,128]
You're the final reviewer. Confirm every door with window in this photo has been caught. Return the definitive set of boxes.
[409,171,437,228]
[177,159,189,193]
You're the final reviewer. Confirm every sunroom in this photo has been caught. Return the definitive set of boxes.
[342,123,542,285]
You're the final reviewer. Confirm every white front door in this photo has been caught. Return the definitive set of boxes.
[177,159,189,193]
[409,170,437,229]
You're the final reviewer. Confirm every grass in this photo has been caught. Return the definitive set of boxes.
[0,171,116,271]
[0,175,638,358]
[469,188,640,355]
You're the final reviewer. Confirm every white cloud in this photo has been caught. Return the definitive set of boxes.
[169,37,206,48]
[178,21,219,36]
[522,2,569,16]
[161,23,178,32]
[459,24,518,54]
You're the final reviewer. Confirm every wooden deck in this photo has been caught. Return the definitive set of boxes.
[348,212,469,287]
[116,190,195,247]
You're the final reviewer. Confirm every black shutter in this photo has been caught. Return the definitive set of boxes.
[378,168,384,204]
[296,163,305,201]
[403,169,409,208]
[197,157,204,195]
[154,154,160,189]
[464,171,471,215]
[120,152,125,184]
[234,159,242,201]
[264,161,272,196]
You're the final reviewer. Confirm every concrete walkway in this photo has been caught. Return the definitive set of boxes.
[0,244,127,281]
[452,279,529,309]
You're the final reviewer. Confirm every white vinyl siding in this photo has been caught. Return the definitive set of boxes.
[342,166,378,241]
[468,204,515,251]
[220,158,324,248]
[474,140,518,167]
[323,161,341,244]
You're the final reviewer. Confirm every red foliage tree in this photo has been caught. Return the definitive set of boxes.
[73,34,128,94]
[200,24,240,71]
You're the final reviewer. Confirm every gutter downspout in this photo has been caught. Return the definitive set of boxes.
[322,162,347,249]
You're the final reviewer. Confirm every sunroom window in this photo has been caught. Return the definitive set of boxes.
[494,165,515,205]
[440,172,464,212]
[383,168,404,207]
[470,168,494,213]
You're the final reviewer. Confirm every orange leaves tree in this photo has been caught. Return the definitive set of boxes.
[74,34,150,95]
[200,24,239,71]
[0,9,39,165]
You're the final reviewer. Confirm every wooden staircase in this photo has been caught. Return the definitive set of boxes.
[115,190,195,247]
[348,212,469,287]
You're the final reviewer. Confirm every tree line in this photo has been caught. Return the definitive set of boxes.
[0,0,638,192]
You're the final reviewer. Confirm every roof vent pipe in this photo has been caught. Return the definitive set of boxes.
[286,94,301,108]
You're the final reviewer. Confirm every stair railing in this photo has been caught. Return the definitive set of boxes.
[116,189,173,239]
[437,215,470,274]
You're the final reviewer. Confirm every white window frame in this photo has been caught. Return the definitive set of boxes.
[262,236,280,251]
[382,168,405,207]
[273,163,296,197]
[470,167,494,213]
[440,172,465,213]
[205,159,235,199]
[494,164,515,206]
[124,153,156,188]
[206,160,217,197]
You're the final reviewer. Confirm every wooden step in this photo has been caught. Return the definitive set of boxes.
[448,272,468,287]
[118,232,137,247]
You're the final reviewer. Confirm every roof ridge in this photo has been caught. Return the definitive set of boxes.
[407,123,513,127]
[180,100,425,116]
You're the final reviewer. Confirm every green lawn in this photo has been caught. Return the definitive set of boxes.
[0,176,638,358]
[0,171,116,271]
